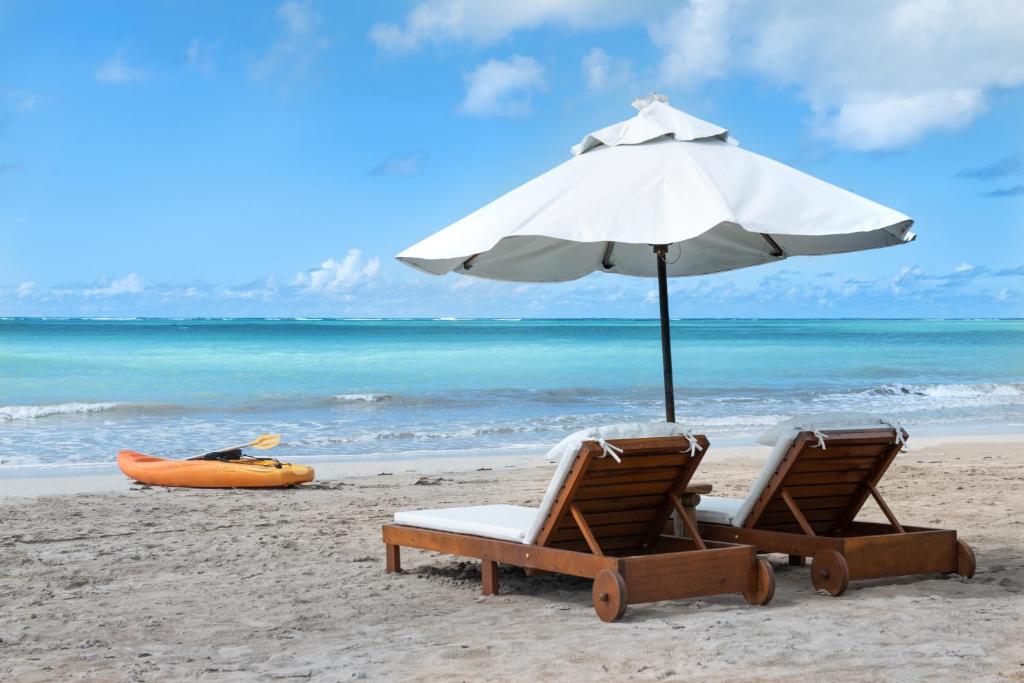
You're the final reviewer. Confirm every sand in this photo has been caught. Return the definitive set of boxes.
[1,436,1022,681]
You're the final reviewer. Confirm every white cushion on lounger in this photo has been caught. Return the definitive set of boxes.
[694,496,743,525]
[524,421,696,544]
[394,504,539,543]
[756,412,888,446]
[699,413,902,527]
[396,422,696,544]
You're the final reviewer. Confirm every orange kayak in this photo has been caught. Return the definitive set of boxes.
[117,450,315,488]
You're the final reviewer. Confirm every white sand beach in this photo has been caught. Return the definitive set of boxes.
[2,434,1022,681]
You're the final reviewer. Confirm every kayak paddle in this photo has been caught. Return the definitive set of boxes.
[188,433,282,460]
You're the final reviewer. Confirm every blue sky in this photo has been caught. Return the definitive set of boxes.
[1,0,1022,318]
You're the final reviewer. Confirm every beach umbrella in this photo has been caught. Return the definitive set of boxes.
[397,94,914,422]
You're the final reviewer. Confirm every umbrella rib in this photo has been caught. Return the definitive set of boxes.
[601,241,615,270]
[760,233,784,257]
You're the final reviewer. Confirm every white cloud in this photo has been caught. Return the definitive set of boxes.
[650,0,730,86]
[460,56,546,116]
[81,274,146,297]
[95,51,146,83]
[370,150,429,176]
[16,282,37,298]
[819,89,988,151]
[652,0,1024,150]
[251,1,330,86]
[293,250,381,293]
[373,0,1023,151]
[185,39,215,75]
[369,1,668,52]
[581,48,632,90]
[954,263,976,273]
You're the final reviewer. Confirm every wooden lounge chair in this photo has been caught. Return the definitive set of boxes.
[383,434,775,621]
[696,422,976,596]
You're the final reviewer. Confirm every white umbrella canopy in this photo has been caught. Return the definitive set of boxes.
[398,94,914,282]
[397,94,915,421]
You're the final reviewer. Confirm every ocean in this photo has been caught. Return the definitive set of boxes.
[1,318,1022,471]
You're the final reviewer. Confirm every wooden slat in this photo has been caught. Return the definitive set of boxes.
[784,469,882,486]
[789,456,880,473]
[755,522,817,533]
[549,521,653,543]
[798,443,892,458]
[548,535,645,552]
[588,454,691,471]
[382,524,617,579]
[765,495,856,513]
[574,480,675,501]
[580,467,680,485]
[779,482,861,497]
[757,507,848,525]
[620,545,756,604]
[571,495,666,514]
[557,508,658,529]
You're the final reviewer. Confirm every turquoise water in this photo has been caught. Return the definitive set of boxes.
[1,318,1022,468]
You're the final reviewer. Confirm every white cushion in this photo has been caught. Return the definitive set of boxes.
[525,421,695,544]
[756,412,887,446]
[394,504,538,543]
[395,422,694,544]
[694,496,743,525]
[702,414,901,527]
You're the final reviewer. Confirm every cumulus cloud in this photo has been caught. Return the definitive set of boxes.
[370,150,429,176]
[81,274,146,297]
[250,1,330,86]
[459,56,546,116]
[373,0,1023,150]
[94,51,146,83]
[581,48,633,91]
[292,250,380,293]
[818,89,988,151]
[16,282,37,298]
[652,0,1024,150]
[369,1,666,52]
[650,0,730,86]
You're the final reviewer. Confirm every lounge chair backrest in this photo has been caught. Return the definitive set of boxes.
[523,422,697,544]
[741,427,907,535]
[531,435,709,556]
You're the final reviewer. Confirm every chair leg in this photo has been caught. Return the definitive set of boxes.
[386,544,401,573]
[789,554,806,567]
[481,560,499,595]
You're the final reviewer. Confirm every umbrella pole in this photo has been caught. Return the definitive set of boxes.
[654,245,676,423]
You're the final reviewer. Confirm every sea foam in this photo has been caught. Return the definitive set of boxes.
[0,402,123,421]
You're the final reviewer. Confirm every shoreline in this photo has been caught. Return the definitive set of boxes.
[3,431,1022,501]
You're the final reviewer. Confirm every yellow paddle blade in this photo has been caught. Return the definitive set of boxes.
[248,433,282,450]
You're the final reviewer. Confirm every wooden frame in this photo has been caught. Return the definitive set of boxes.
[383,436,775,621]
[697,428,976,596]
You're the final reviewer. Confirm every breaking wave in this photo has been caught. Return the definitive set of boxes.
[0,402,124,421]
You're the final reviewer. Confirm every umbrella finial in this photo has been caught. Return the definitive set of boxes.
[631,92,669,111]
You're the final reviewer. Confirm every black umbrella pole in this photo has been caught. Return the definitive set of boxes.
[654,245,676,423]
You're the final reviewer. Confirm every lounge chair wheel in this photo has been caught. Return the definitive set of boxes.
[956,540,976,578]
[743,557,776,605]
[811,550,849,597]
[592,569,628,622]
